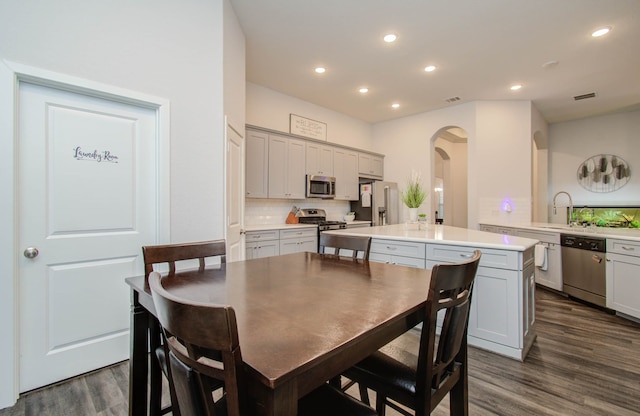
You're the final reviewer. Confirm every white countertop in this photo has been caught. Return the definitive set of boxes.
[480,221,640,242]
[245,223,318,232]
[323,224,538,252]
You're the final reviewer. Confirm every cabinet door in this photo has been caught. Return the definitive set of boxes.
[246,130,269,198]
[306,143,333,176]
[467,266,519,348]
[268,136,306,199]
[246,240,279,259]
[279,237,318,255]
[268,136,288,198]
[358,153,383,179]
[606,252,640,318]
[334,149,359,200]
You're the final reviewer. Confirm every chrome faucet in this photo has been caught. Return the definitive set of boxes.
[552,191,575,226]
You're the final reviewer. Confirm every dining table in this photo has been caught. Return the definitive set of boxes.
[125,251,433,416]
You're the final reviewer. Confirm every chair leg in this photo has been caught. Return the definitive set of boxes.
[376,393,387,416]
[149,318,163,416]
[358,384,370,406]
[450,344,469,416]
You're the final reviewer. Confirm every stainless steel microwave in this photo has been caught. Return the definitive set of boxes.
[306,175,336,198]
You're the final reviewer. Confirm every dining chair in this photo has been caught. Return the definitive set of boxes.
[343,250,482,416]
[143,239,227,416]
[148,271,377,416]
[319,234,372,260]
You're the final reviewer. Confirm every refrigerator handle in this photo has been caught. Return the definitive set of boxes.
[383,186,390,225]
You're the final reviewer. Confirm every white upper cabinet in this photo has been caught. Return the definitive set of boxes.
[268,135,306,199]
[306,143,334,177]
[245,130,269,198]
[358,152,384,179]
[334,148,359,201]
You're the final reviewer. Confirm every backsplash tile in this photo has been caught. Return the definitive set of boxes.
[245,199,352,225]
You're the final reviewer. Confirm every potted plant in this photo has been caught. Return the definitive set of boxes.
[401,171,427,222]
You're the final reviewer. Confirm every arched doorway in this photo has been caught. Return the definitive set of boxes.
[432,127,468,228]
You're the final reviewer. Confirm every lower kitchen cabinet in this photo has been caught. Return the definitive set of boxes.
[369,239,426,268]
[245,227,318,259]
[245,230,280,259]
[279,228,318,255]
[606,239,640,319]
[426,243,535,358]
[515,229,562,291]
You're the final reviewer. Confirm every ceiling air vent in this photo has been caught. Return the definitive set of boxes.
[445,96,461,103]
[574,92,596,101]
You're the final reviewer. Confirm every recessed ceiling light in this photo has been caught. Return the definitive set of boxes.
[424,65,436,72]
[510,84,522,91]
[314,67,326,74]
[591,26,611,37]
[383,34,397,43]
[359,87,369,94]
[391,103,400,109]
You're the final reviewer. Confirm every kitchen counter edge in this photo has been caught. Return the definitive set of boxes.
[323,224,538,252]
[479,222,640,242]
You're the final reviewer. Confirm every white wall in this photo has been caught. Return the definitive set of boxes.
[224,0,246,129]
[0,0,242,407]
[547,109,640,223]
[372,102,478,223]
[0,0,227,243]
[372,101,535,227]
[246,83,374,150]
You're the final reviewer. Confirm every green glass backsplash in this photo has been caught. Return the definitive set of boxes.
[570,206,640,228]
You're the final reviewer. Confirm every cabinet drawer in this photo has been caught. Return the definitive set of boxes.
[370,253,425,269]
[279,227,317,240]
[608,239,640,256]
[426,244,520,270]
[245,230,279,242]
[516,229,560,244]
[371,239,426,259]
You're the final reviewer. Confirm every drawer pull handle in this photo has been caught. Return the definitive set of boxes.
[459,253,474,258]
[386,246,397,251]
[621,246,635,251]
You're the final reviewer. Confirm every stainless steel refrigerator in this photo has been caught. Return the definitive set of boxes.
[349,180,399,226]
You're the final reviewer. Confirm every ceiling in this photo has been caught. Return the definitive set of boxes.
[229,0,640,125]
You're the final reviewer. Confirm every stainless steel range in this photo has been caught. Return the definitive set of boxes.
[296,208,346,250]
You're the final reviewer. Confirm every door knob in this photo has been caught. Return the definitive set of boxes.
[23,247,39,259]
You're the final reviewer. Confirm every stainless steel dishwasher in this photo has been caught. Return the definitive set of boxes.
[561,234,607,307]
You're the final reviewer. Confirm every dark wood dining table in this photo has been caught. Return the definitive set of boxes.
[126,251,432,416]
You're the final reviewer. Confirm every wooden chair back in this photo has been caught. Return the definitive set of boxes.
[149,272,247,416]
[416,250,481,414]
[143,239,226,283]
[319,234,372,260]
[142,239,227,415]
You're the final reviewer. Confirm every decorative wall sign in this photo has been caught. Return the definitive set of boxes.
[290,114,327,141]
[577,154,630,193]
[73,146,119,163]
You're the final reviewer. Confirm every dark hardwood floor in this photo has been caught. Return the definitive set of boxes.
[2,287,639,416]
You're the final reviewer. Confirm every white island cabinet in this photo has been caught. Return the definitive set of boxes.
[607,238,640,320]
[322,224,538,361]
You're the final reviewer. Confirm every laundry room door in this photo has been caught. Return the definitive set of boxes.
[17,80,161,391]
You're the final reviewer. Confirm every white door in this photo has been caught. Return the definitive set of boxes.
[225,117,245,261]
[18,81,160,391]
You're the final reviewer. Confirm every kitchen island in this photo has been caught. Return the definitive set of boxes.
[323,224,539,361]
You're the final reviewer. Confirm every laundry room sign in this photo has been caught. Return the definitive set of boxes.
[73,146,119,163]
